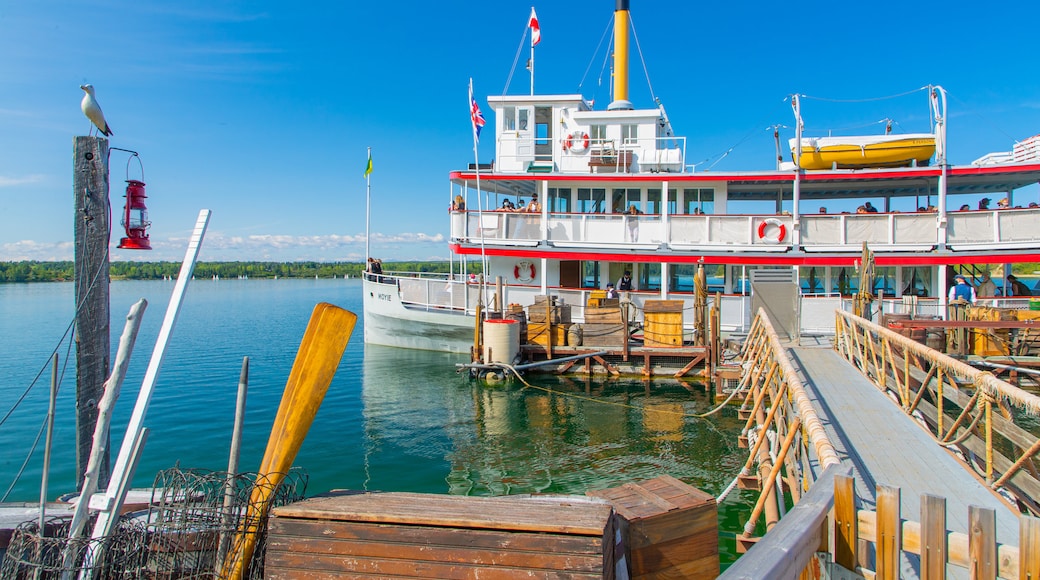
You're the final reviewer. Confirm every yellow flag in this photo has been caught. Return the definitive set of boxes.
[364,153,372,177]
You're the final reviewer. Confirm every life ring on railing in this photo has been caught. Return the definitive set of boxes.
[514,260,536,283]
[563,131,590,153]
[757,218,786,244]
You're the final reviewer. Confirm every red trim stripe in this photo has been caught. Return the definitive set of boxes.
[449,243,1040,267]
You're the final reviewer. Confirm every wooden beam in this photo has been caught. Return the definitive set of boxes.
[73,135,111,491]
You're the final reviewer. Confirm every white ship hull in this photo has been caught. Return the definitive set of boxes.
[362,277,476,354]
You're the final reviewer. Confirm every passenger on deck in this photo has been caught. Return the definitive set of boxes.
[524,193,541,213]
[978,197,991,210]
[948,275,976,304]
[605,283,618,299]
[864,201,879,213]
[958,204,971,211]
[1007,275,1032,296]
[500,199,515,211]
[617,270,635,291]
[856,205,868,214]
[977,274,997,297]
[819,206,828,214]
[997,198,1010,209]
[450,195,465,212]
[625,205,641,242]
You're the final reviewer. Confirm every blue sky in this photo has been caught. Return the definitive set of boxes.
[3,1,1040,262]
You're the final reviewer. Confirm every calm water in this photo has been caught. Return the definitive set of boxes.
[0,278,754,562]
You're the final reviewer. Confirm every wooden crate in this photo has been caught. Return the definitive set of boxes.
[644,300,684,347]
[588,475,718,579]
[585,306,623,324]
[266,492,615,579]
[528,304,571,324]
[528,322,568,346]
[581,323,626,347]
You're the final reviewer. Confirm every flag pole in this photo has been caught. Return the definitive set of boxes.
[365,147,372,262]
[528,31,536,96]
[469,79,489,294]
[529,7,538,95]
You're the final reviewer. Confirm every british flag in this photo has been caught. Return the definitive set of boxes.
[469,80,486,141]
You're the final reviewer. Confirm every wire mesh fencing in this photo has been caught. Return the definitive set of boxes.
[0,467,307,579]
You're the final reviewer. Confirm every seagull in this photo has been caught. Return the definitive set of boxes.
[80,84,113,136]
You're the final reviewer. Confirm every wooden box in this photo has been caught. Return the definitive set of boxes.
[528,322,568,346]
[585,306,623,325]
[643,300,684,347]
[581,323,626,347]
[588,475,718,579]
[528,304,571,324]
[266,491,616,579]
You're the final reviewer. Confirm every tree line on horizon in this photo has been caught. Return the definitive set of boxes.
[0,261,463,283]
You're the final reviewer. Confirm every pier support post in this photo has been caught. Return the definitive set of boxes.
[73,136,111,491]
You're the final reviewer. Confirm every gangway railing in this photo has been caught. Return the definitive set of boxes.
[834,310,1040,515]
[728,309,840,551]
[724,308,1040,579]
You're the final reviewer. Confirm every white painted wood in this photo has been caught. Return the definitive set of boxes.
[80,210,210,575]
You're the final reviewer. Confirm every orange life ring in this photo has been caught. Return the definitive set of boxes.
[514,260,536,282]
[563,131,590,153]
[757,218,786,244]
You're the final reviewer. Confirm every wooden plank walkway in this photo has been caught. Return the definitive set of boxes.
[788,345,1021,575]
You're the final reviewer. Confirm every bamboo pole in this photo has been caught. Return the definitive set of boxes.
[743,418,802,536]
[992,436,1040,489]
[741,382,790,475]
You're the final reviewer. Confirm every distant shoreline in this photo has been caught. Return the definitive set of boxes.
[0,260,456,283]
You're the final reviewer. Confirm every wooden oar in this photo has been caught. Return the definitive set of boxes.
[221,302,356,579]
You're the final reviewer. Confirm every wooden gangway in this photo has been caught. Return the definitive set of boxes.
[790,345,1020,576]
[721,309,1039,579]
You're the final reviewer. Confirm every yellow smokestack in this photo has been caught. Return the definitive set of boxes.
[609,0,632,110]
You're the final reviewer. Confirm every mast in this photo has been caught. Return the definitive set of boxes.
[607,0,633,110]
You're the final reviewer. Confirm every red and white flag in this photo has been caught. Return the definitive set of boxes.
[529,7,541,46]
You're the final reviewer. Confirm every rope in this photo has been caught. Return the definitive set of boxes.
[799,85,929,104]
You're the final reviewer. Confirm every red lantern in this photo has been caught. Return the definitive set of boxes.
[118,179,151,250]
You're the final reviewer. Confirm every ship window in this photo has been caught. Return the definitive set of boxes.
[683,188,715,215]
[612,188,640,213]
[646,189,670,215]
[900,267,931,297]
[503,106,516,131]
[581,261,601,289]
[577,188,606,213]
[518,109,529,131]
[590,124,607,147]
[621,124,638,145]
[548,188,572,213]
[640,263,661,291]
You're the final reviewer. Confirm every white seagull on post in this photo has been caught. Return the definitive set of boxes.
[80,84,113,137]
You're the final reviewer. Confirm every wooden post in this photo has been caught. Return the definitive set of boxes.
[1021,516,1040,580]
[73,135,111,491]
[920,494,947,580]
[833,474,857,571]
[876,484,901,580]
[968,505,996,580]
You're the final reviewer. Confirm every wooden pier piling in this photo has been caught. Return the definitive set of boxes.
[73,135,111,490]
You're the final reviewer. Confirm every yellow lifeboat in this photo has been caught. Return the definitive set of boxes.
[790,133,936,170]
